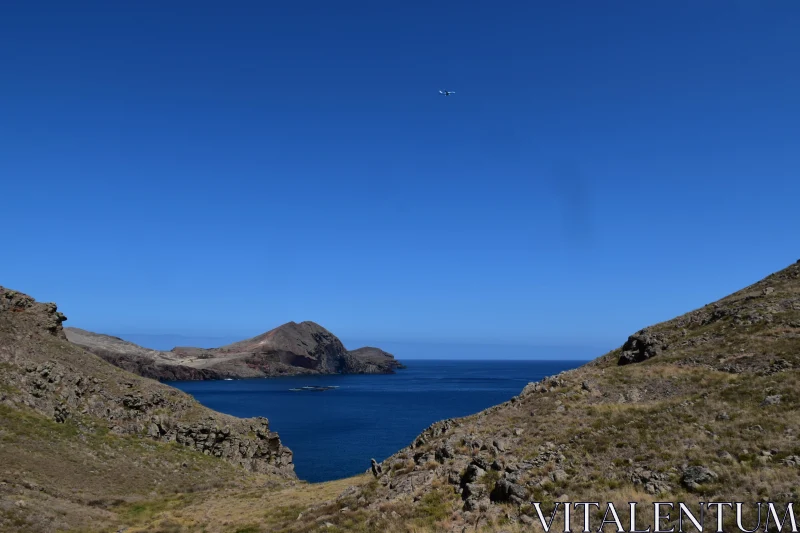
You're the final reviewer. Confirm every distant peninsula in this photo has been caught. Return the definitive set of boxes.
[65,321,404,381]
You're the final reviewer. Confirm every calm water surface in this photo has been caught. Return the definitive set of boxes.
[170,359,583,482]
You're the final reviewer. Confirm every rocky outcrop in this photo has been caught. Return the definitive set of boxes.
[520,373,566,396]
[370,458,382,477]
[1,289,67,338]
[158,416,293,474]
[490,478,527,505]
[0,286,295,478]
[346,347,406,373]
[629,467,672,495]
[617,329,668,365]
[681,466,718,491]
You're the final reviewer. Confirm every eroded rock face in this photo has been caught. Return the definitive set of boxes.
[371,458,382,477]
[490,478,527,505]
[169,418,293,474]
[618,329,668,365]
[1,289,67,338]
[0,286,295,478]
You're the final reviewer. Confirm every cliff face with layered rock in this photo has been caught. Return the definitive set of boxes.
[65,320,404,381]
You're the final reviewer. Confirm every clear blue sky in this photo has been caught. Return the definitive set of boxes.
[2,2,798,352]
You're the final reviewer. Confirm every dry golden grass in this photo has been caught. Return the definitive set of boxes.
[123,475,371,533]
[0,402,279,532]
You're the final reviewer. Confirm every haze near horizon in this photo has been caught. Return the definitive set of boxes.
[2,2,799,351]
[104,331,604,361]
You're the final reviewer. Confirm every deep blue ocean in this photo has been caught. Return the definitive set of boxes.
[170,359,584,482]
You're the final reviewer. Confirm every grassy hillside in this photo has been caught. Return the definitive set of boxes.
[0,287,295,532]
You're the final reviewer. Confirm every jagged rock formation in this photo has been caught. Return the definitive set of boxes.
[65,321,404,381]
[0,286,294,478]
[347,347,403,374]
[617,330,668,365]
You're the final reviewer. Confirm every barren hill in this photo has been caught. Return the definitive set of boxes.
[65,320,404,381]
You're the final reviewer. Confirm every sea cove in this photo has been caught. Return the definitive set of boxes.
[170,359,585,482]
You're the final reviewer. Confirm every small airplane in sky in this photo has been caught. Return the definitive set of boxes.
[439,90,456,96]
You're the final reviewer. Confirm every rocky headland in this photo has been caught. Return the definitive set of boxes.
[65,321,404,381]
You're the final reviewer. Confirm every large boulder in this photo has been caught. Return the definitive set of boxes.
[618,329,668,365]
[490,478,527,505]
[681,466,718,491]
[463,483,489,511]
